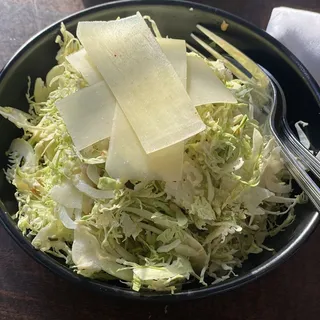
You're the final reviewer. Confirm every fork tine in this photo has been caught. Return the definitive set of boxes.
[190,33,252,83]
[196,24,269,88]
[186,43,206,59]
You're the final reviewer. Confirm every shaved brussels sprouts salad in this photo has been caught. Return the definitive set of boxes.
[0,19,304,293]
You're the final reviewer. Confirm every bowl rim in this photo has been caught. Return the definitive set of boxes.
[1,0,320,301]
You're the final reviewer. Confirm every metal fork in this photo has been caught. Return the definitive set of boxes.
[190,24,320,211]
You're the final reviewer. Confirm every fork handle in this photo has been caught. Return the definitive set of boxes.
[283,124,320,182]
[276,123,320,212]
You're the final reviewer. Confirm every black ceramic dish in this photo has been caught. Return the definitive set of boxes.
[1,0,320,301]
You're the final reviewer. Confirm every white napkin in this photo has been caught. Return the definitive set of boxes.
[266,7,320,85]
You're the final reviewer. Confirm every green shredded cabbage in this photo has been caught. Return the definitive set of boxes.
[0,22,303,292]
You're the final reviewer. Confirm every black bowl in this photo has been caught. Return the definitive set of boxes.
[1,0,320,301]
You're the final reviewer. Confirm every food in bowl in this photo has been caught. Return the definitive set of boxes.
[0,13,303,292]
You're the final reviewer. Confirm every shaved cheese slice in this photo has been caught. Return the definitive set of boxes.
[56,81,116,151]
[77,13,205,154]
[106,37,187,182]
[67,39,186,87]
[106,106,184,182]
[187,55,237,106]
[66,49,103,85]
[157,38,187,87]
[152,38,185,180]
[106,106,152,180]
[149,142,184,181]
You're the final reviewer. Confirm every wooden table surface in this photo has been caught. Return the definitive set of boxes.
[1,1,320,319]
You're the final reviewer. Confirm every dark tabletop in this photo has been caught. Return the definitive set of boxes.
[1,1,320,319]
